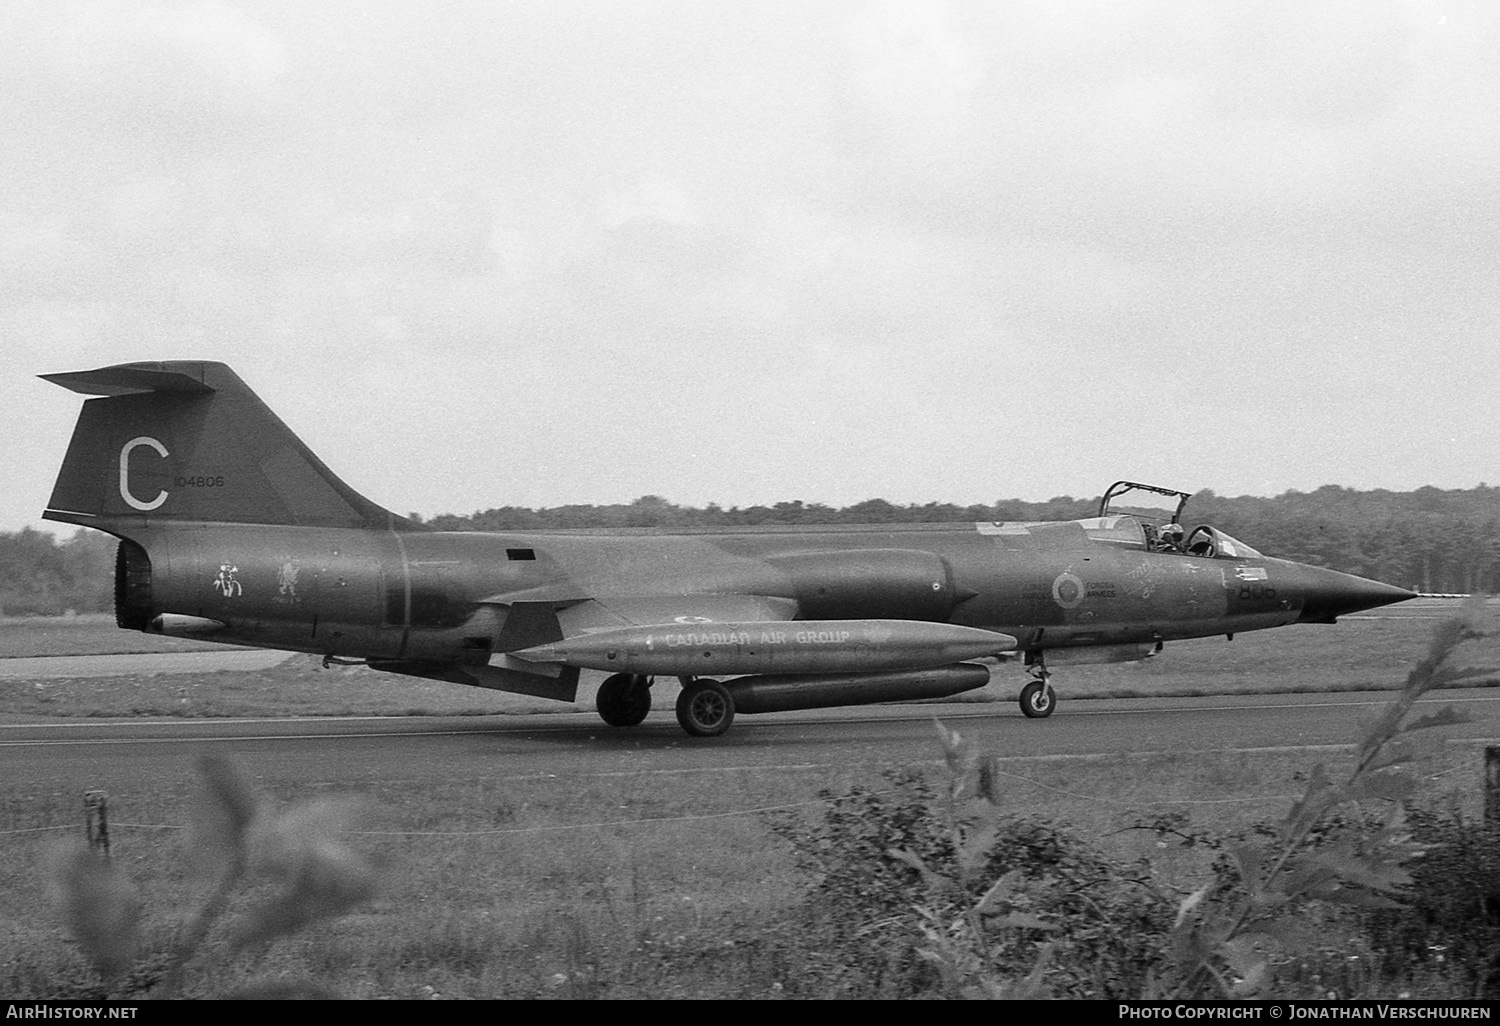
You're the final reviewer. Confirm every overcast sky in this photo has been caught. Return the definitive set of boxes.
[4,0,1497,535]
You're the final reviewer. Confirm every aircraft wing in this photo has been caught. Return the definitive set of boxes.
[557,594,798,634]
[479,592,800,641]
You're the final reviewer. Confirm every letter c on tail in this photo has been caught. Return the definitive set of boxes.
[119,436,169,511]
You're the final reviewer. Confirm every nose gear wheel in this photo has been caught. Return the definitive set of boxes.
[1020,678,1056,718]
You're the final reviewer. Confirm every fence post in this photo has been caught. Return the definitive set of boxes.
[84,790,109,857]
[1486,748,1500,827]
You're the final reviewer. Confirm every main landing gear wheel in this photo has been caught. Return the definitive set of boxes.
[675,679,735,737]
[1019,680,1056,719]
[597,673,652,727]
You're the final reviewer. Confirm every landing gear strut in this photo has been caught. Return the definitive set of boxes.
[597,673,653,727]
[1019,662,1056,719]
[675,678,735,737]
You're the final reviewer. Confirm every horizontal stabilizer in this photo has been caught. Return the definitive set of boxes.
[40,363,218,397]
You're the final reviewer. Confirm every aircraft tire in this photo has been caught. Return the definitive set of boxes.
[675,679,735,737]
[1019,680,1056,719]
[597,673,652,727]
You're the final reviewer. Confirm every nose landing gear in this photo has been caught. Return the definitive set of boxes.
[1019,660,1056,719]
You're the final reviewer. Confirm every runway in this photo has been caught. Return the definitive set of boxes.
[2,605,1496,802]
[4,689,1498,798]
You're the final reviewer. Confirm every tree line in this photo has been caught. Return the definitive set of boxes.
[3,484,1495,615]
[425,482,1500,594]
[0,527,114,617]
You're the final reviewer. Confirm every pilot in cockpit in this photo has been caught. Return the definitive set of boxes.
[1158,523,1185,552]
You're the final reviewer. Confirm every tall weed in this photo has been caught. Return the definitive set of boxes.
[48,755,380,999]
[767,597,1494,999]
[1368,809,1500,997]
[764,755,1175,998]
[1167,597,1491,998]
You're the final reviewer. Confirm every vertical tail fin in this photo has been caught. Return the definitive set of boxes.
[42,361,418,532]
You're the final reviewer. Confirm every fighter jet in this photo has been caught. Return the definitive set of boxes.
[40,361,1415,737]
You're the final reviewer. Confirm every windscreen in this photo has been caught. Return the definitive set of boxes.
[1207,529,1263,559]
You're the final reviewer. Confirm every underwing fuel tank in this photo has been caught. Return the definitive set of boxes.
[728,663,993,714]
[512,619,1017,676]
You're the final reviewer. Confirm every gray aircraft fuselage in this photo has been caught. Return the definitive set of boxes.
[42,361,1416,735]
[111,518,1381,664]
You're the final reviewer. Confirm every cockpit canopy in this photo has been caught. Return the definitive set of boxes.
[1098,481,1191,525]
[1096,481,1263,559]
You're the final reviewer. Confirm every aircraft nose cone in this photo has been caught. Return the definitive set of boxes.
[1292,564,1418,623]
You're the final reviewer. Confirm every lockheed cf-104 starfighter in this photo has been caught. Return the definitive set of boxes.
[41,362,1415,736]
